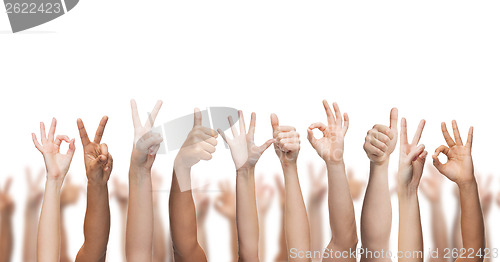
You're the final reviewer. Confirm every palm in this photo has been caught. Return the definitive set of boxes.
[308,100,348,164]
[439,146,473,183]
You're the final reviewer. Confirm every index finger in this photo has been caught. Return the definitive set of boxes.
[400,118,408,146]
[77,118,91,146]
[130,99,141,127]
[94,116,109,144]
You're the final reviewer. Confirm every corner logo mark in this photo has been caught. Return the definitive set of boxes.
[4,0,78,33]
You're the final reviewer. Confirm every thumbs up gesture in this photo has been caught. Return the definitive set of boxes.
[363,108,399,164]
[271,114,300,165]
[174,108,218,171]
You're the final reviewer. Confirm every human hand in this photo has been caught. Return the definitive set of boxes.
[363,108,398,165]
[111,178,128,206]
[307,100,349,164]
[130,99,163,170]
[347,168,366,200]
[307,163,327,205]
[420,164,443,202]
[77,116,113,185]
[274,174,285,206]
[25,167,44,210]
[214,180,235,219]
[218,111,274,170]
[60,176,82,207]
[398,118,427,190]
[477,174,493,216]
[432,121,474,187]
[193,182,211,221]
[0,178,14,215]
[256,176,274,215]
[174,108,218,170]
[32,118,76,182]
[271,114,300,165]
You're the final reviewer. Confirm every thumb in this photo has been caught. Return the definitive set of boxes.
[389,108,398,130]
[270,113,279,132]
[194,108,202,127]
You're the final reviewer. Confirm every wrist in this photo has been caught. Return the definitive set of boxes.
[370,159,390,168]
[326,159,345,169]
[236,166,255,176]
[281,159,297,169]
[457,179,478,191]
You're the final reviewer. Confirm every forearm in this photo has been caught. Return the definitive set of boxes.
[23,208,38,262]
[398,188,423,262]
[361,161,392,251]
[275,202,287,262]
[153,207,167,262]
[169,168,206,262]
[76,183,111,262]
[429,202,448,259]
[452,196,463,251]
[282,163,310,260]
[457,181,485,262]
[326,161,357,250]
[60,209,72,262]
[118,202,128,262]
[0,212,13,262]
[258,214,267,262]
[37,179,63,262]
[307,203,323,262]
[236,168,260,261]
[230,220,239,262]
[127,165,154,262]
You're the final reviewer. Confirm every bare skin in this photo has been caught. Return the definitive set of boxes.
[432,121,484,262]
[307,100,357,262]
[214,180,238,262]
[23,168,44,262]
[0,178,14,262]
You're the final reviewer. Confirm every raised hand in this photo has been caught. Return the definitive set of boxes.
[77,116,113,185]
[271,114,300,165]
[307,100,349,164]
[112,178,129,206]
[256,177,274,215]
[131,99,163,169]
[420,164,444,202]
[363,108,398,164]
[398,118,427,190]
[218,111,274,170]
[32,118,76,180]
[214,180,236,219]
[25,167,44,210]
[432,121,474,186]
[0,178,14,214]
[347,168,365,201]
[307,163,327,204]
[174,108,218,171]
[60,176,82,207]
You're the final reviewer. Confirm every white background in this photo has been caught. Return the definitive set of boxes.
[1,1,500,261]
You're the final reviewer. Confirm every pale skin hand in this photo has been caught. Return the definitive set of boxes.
[0,178,14,262]
[127,99,163,262]
[360,108,397,262]
[32,118,76,262]
[271,113,310,262]
[75,116,113,262]
[219,110,274,262]
[307,100,357,262]
[214,180,238,262]
[170,108,216,262]
[432,121,484,262]
[347,168,366,201]
[397,118,426,262]
[23,168,44,262]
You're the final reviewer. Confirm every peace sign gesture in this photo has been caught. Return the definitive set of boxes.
[130,99,163,169]
[32,118,76,181]
[398,118,427,189]
[77,116,113,185]
[432,120,474,186]
[0,178,14,214]
[307,100,349,164]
